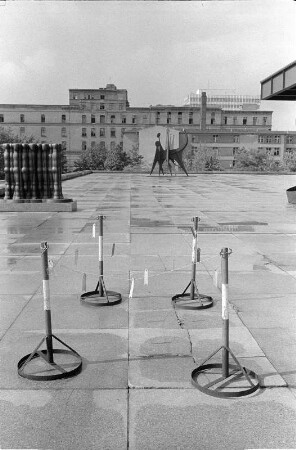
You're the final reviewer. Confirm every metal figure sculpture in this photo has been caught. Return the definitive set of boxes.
[150,129,189,176]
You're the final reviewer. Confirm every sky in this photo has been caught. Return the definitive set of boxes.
[0,0,295,131]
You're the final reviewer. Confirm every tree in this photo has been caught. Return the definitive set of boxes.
[234,147,284,172]
[73,145,107,171]
[104,143,127,171]
[283,151,296,172]
[184,145,221,172]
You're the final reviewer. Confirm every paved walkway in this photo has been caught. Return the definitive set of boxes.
[0,172,296,449]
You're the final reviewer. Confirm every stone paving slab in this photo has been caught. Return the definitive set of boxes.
[0,294,32,339]
[189,326,265,361]
[129,328,191,358]
[0,329,128,389]
[129,388,296,450]
[0,390,127,450]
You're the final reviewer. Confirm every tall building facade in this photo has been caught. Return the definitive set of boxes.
[0,84,295,170]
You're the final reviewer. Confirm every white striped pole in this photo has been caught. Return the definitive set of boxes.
[98,216,104,297]
[41,241,54,364]
[220,247,230,378]
[190,217,199,300]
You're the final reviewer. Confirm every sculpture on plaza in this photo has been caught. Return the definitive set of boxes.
[150,129,189,176]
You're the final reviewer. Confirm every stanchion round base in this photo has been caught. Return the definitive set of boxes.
[80,290,122,307]
[18,349,82,381]
[172,293,213,309]
[191,363,260,398]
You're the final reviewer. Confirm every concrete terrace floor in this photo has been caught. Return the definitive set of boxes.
[0,172,296,450]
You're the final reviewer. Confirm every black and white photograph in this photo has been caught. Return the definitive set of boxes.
[0,0,295,449]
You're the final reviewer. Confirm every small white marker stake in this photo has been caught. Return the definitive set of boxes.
[82,273,86,292]
[92,223,96,238]
[129,278,135,299]
[144,269,149,285]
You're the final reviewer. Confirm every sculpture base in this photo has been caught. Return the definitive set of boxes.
[0,199,77,212]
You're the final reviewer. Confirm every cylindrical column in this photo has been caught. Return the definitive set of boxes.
[42,144,49,199]
[37,144,43,199]
[41,241,53,363]
[190,217,199,300]
[52,144,59,200]
[13,144,21,201]
[221,247,230,378]
[29,144,37,200]
[98,216,104,297]
[57,144,63,199]
[4,144,12,199]
[21,144,30,199]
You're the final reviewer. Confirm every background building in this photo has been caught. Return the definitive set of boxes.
[0,84,295,170]
[184,89,261,111]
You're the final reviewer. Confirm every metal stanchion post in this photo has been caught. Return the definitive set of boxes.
[98,215,104,297]
[80,215,122,307]
[191,247,260,397]
[221,247,229,378]
[172,216,213,309]
[41,241,54,363]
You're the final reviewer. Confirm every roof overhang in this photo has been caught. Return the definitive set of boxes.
[260,61,296,101]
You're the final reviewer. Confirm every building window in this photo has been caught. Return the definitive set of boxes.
[100,95,105,100]
[82,141,87,151]
[91,115,96,124]
[233,147,239,155]
[213,134,218,143]
[263,116,267,125]
[20,127,25,135]
[189,111,193,125]
[132,116,137,124]
[99,141,105,150]
[100,128,105,137]
[266,147,272,154]
[82,128,87,137]
[20,114,25,123]
[41,114,45,123]
[167,112,171,124]
[121,116,126,124]
[287,135,293,144]
[253,116,257,125]
[233,135,239,143]
[61,127,67,137]
[91,128,96,137]
[156,112,160,124]
[61,114,66,123]
[258,136,264,143]
[111,115,115,124]
[100,115,105,124]
[41,127,46,137]
[243,117,247,125]
[266,135,272,143]
[0,114,4,123]
[111,128,116,137]
[274,135,280,144]
[100,104,105,110]
[224,116,228,125]
[73,94,78,100]
[233,116,237,125]
[178,112,182,125]
[82,115,86,123]
[274,148,280,156]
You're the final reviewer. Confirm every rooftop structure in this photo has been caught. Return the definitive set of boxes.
[184,89,261,111]
[261,60,296,101]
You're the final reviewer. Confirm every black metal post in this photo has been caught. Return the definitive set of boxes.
[221,247,229,378]
[41,241,54,364]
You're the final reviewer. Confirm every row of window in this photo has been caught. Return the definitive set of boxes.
[258,135,281,143]
[81,141,121,151]
[0,112,270,127]
[81,128,125,138]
